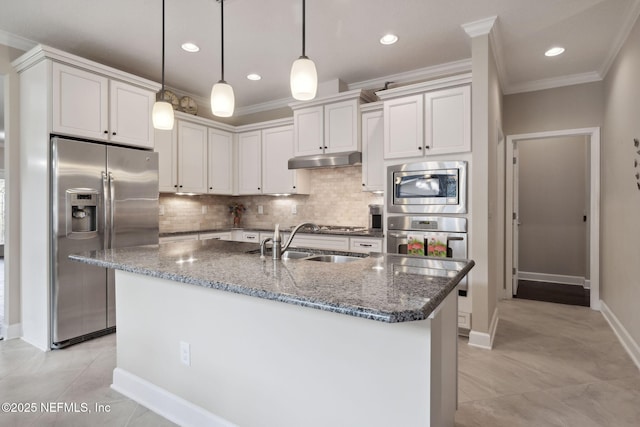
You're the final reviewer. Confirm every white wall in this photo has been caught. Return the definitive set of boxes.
[601,14,640,349]
[517,136,588,278]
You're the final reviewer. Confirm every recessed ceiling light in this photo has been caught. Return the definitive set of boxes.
[181,42,200,53]
[380,34,398,45]
[246,73,262,81]
[545,46,565,57]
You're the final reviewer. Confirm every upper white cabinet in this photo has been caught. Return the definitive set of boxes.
[378,75,472,160]
[291,90,373,157]
[208,128,233,195]
[361,107,385,192]
[155,127,178,192]
[424,85,471,155]
[262,125,309,194]
[177,121,208,194]
[52,62,155,148]
[237,131,262,195]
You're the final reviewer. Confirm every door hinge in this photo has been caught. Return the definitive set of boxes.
[513,212,517,220]
[512,268,517,275]
[513,157,517,164]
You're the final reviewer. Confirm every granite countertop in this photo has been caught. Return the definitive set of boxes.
[70,240,474,323]
[160,227,384,238]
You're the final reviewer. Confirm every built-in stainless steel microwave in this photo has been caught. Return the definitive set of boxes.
[387,161,467,214]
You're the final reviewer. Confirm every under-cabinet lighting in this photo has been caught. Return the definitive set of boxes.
[176,257,197,264]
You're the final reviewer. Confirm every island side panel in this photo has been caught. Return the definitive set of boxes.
[113,270,456,427]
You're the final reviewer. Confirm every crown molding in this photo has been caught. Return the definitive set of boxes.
[376,73,472,100]
[599,0,640,79]
[462,16,497,38]
[0,29,36,52]
[503,71,602,95]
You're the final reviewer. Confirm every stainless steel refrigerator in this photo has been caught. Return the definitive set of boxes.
[51,137,159,348]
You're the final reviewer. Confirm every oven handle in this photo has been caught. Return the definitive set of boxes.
[389,233,408,239]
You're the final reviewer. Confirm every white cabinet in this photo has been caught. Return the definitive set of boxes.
[424,85,471,155]
[199,231,232,241]
[381,81,471,159]
[159,234,199,243]
[52,62,154,148]
[292,93,365,157]
[238,131,262,195]
[287,234,350,251]
[155,127,178,192]
[361,108,385,192]
[293,106,323,156]
[262,125,309,194]
[350,237,383,253]
[239,231,261,243]
[208,128,233,195]
[383,94,424,159]
[177,121,208,193]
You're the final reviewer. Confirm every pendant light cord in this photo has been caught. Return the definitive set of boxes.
[161,0,166,97]
[220,0,225,82]
[302,0,306,58]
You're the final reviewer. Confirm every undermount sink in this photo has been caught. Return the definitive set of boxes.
[281,250,314,260]
[303,254,361,263]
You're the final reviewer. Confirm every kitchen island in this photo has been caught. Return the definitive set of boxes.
[71,239,474,427]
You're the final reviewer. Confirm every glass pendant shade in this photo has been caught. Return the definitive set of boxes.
[290,56,317,101]
[152,100,175,130]
[210,81,235,117]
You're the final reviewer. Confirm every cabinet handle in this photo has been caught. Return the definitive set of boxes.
[319,146,322,150]
[209,187,213,190]
[293,186,296,189]
[179,185,183,188]
[359,244,373,247]
[103,130,108,134]
[112,132,117,136]
[258,187,261,190]
[418,146,422,150]
[425,145,430,149]
[362,183,365,186]
[324,146,327,149]
[174,185,178,188]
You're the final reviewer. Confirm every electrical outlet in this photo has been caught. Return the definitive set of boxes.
[180,341,191,366]
[258,205,264,215]
[202,205,208,214]
[291,204,297,215]
[159,205,165,216]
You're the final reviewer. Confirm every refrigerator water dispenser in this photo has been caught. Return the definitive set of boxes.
[67,190,98,238]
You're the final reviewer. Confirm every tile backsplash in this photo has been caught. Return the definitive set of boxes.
[159,166,384,233]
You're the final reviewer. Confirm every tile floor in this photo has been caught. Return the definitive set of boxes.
[0,298,638,426]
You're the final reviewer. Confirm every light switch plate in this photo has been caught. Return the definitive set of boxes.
[258,205,264,215]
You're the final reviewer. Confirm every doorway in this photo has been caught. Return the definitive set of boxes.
[0,74,4,338]
[505,128,600,310]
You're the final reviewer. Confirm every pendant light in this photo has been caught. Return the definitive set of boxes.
[152,0,175,130]
[290,0,317,101]
[210,0,235,117]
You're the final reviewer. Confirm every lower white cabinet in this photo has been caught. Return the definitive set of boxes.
[159,234,199,243]
[239,231,261,243]
[287,234,350,252]
[199,232,232,241]
[350,237,383,253]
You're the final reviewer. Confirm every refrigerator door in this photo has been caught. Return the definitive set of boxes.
[51,138,108,346]
[106,146,158,327]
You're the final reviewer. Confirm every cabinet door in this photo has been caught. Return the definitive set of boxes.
[361,110,385,192]
[208,128,233,194]
[383,94,424,159]
[52,62,109,141]
[262,126,296,194]
[109,80,155,148]
[177,121,208,193]
[293,106,324,156]
[155,127,178,192]
[325,99,359,153]
[424,85,471,155]
[238,131,262,194]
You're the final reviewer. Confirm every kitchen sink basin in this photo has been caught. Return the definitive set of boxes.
[303,254,361,263]
[281,250,314,260]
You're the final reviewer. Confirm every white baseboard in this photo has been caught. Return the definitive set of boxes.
[468,307,499,350]
[584,279,591,290]
[600,301,640,373]
[112,368,237,427]
[2,323,22,340]
[519,271,586,287]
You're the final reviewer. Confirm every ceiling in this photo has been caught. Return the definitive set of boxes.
[0,0,639,119]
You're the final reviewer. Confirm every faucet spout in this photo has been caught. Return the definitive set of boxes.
[278,222,320,260]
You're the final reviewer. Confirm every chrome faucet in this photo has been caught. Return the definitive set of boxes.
[260,222,320,260]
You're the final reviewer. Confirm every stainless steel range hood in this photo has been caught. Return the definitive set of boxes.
[288,151,362,169]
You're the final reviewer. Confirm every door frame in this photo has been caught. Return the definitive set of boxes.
[505,127,600,310]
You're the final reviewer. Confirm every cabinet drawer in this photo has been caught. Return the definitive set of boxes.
[159,234,198,243]
[349,237,383,253]
[199,232,232,241]
[240,232,261,243]
[289,234,350,251]
[458,312,471,330]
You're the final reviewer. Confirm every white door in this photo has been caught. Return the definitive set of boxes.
[383,95,424,159]
[238,131,262,194]
[177,121,208,193]
[109,80,155,148]
[155,127,178,192]
[361,110,385,191]
[208,128,233,194]
[424,86,471,155]
[294,106,324,156]
[262,126,295,194]
[324,99,359,153]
